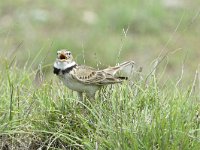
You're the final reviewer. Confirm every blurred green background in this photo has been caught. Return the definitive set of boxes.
[0,0,200,79]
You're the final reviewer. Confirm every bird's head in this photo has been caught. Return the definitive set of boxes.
[54,49,76,70]
[56,49,73,62]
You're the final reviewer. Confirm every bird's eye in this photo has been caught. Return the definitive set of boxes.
[57,51,60,55]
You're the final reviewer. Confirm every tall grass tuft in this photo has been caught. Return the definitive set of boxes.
[0,57,199,149]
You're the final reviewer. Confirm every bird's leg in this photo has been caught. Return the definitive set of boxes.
[77,92,83,101]
[86,92,95,101]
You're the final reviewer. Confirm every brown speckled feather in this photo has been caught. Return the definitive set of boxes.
[71,65,124,85]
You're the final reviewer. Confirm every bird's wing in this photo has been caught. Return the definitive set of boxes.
[71,65,123,85]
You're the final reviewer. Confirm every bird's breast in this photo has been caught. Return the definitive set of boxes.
[59,73,99,93]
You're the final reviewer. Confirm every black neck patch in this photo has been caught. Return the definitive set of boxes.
[53,64,77,75]
[53,67,60,75]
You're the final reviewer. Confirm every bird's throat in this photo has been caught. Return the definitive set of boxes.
[53,61,77,75]
[54,61,76,70]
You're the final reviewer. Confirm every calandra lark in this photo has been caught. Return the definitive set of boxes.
[53,49,134,100]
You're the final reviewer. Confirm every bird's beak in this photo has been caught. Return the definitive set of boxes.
[59,53,67,60]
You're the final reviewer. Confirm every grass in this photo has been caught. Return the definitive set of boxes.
[0,0,200,149]
[0,58,199,149]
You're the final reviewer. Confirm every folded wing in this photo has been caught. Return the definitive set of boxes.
[71,63,130,85]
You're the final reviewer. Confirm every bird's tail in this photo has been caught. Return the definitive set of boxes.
[103,61,135,76]
[117,76,128,80]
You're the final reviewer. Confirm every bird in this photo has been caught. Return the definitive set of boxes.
[53,49,134,101]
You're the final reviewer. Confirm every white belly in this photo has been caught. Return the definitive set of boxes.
[59,73,100,94]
